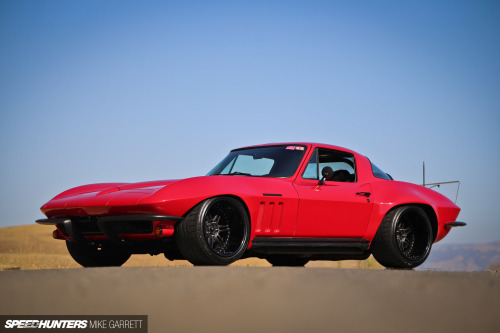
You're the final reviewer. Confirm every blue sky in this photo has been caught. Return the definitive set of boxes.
[1,0,499,244]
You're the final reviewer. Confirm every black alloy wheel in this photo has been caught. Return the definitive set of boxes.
[175,196,250,265]
[371,205,433,269]
[395,214,429,261]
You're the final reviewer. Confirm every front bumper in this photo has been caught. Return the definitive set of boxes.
[36,215,183,244]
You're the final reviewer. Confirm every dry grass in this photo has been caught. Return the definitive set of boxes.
[0,224,382,270]
[488,263,500,272]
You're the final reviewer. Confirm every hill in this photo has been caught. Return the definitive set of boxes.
[420,241,500,271]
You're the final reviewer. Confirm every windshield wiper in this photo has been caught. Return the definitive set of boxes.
[227,172,253,176]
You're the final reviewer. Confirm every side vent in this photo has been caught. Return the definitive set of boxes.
[255,201,284,234]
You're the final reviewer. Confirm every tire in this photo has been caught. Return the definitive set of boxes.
[66,240,131,267]
[371,206,433,269]
[175,196,250,265]
[266,255,309,267]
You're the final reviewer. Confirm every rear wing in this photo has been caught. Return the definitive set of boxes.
[422,162,460,204]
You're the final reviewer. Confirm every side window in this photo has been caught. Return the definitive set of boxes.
[302,148,356,182]
[302,149,318,179]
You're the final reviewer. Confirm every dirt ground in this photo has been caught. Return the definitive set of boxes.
[0,267,498,333]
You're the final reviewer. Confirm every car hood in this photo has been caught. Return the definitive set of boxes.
[42,179,182,217]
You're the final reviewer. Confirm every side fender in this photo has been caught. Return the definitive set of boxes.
[138,176,300,239]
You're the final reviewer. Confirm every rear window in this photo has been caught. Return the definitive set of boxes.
[371,161,392,180]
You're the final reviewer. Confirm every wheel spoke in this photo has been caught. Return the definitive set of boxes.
[395,216,421,259]
[216,236,227,253]
[218,224,230,233]
[216,234,225,246]
[212,234,221,246]
[206,234,214,248]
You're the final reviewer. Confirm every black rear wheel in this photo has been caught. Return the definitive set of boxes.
[175,196,250,265]
[371,206,433,269]
[66,241,131,267]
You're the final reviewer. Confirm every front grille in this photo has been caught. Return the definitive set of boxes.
[63,217,153,236]
[111,220,153,234]
[76,219,100,235]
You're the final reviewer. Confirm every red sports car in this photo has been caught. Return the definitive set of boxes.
[36,143,465,269]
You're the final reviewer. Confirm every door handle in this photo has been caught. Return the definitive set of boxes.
[356,192,371,197]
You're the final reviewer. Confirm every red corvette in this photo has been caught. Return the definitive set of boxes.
[36,143,465,269]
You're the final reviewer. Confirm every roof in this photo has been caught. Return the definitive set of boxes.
[232,142,359,155]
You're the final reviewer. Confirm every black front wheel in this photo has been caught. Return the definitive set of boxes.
[175,196,250,265]
[371,206,433,269]
[66,240,131,267]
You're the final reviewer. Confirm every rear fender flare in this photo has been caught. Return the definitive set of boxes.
[365,203,438,247]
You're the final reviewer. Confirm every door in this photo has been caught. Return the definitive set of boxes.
[293,148,374,238]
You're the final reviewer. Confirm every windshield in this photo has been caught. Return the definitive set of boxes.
[208,145,307,178]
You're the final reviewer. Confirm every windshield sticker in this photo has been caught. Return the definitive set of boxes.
[286,146,304,150]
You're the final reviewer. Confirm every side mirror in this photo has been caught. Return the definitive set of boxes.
[318,166,334,185]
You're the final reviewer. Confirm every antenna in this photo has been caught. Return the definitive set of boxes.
[423,161,425,187]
